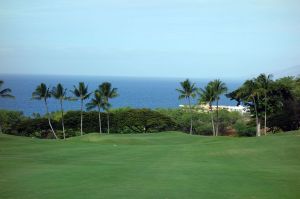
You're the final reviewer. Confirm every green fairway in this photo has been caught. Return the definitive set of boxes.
[1,132,300,199]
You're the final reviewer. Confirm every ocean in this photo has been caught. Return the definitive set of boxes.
[0,74,242,116]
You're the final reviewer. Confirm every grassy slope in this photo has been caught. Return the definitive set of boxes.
[0,132,300,199]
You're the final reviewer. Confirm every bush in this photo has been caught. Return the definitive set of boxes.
[0,110,25,134]
[234,121,256,137]
[156,108,243,135]
[63,109,175,134]
[63,111,114,133]
[16,118,59,138]
[117,109,176,133]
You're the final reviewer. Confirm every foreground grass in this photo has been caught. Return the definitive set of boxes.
[0,132,300,199]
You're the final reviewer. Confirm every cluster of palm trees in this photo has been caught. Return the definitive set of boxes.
[227,74,273,136]
[177,74,274,137]
[177,79,227,136]
[32,82,118,139]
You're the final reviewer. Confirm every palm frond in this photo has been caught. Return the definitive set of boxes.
[0,94,15,98]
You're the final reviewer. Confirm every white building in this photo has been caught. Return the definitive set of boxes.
[179,104,249,114]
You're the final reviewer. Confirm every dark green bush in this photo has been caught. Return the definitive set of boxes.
[63,111,115,133]
[234,121,256,137]
[0,110,25,134]
[63,109,175,134]
[16,118,59,138]
[117,108,176,133]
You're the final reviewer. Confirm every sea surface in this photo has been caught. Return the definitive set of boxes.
[0,74,242,116]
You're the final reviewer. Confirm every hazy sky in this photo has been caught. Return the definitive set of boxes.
[0,0,299,78]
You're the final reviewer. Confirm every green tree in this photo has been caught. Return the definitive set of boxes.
[86,91,106,134]
[51,83,70,140]
[210,79,227,136]
[176,79,197,134]
[198,83,216,135]
[71,82,91,136]
[267,77,298,131]
[98,82,118,134]
[227,79,262,136]
[256,74,273,135]
[32,83,58,139]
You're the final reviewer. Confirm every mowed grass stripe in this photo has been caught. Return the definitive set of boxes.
[0,131,300,199]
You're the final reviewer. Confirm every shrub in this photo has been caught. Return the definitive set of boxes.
[117,109,176,133]
[156,108,243,135]
[63,109,175,134]
[234,121,256,137]
[16,118,59,138]
[0,110,25,134]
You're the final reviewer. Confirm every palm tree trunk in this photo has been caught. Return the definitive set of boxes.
[45,99,58,139]
[257,119,261,137]
[209,105,215,136]
[188,97,193,135]
[98,106,102,134]
[264,93,267,136]
[60,100,65,140]
[107,110,110,134]
[216,99,219,136]
[80,99,83,136]
[252,97,261,137]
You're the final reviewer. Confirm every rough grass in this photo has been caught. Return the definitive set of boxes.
[0,131,300,199]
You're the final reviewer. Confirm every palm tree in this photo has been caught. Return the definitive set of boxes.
[176,79,197,134]
[0,80,14,133]
[256,74,273,135]
[199,83,216,136]
[243,80,262,136]
[0,80,14,98]
[227,79,262,136]
[71,82,91,136]
[51,83,70,140]
[98,82,118,134]
[86,91,106,134]
[210,79,227,136]
[32,83,58,139]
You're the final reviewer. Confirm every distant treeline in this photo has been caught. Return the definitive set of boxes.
[0,108,250,138]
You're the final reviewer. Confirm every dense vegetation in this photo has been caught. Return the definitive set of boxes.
[0,108,267,138]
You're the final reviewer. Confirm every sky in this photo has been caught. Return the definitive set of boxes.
[0,0,300,79]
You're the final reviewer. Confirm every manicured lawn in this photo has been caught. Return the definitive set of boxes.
[1,131,300,199]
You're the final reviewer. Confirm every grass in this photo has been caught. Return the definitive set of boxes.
[0,131,300,199]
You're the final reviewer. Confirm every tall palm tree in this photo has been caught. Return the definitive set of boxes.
[199,83,216,136]
[51,83,70,140]
[243,79,262,136]
[228,79,262,136]
[256,74,273,135]
[86,91,106,134]
[71,82,91,136]
[176,79,197,134]
[98,82,118,134]
[210,79,227,136]
[32,83,58,139]
[0,80,14,98]
[0,80,14,133]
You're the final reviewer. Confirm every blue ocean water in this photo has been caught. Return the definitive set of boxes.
[0,74,242,116]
